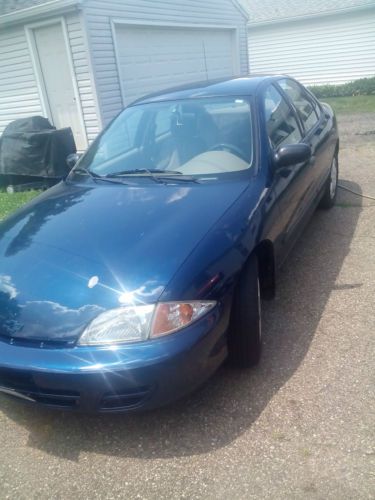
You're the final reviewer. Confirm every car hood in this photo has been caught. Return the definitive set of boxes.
[0,179,247,343]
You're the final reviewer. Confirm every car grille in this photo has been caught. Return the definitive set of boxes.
[0,334,74,349]
[0,368,153,411]
[0,369,80,408]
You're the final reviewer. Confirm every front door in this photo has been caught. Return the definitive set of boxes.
[277,78,327,198]
[33,23,86,150]
[263,83,311,262]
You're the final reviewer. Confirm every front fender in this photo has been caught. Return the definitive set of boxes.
[159,177,271,304]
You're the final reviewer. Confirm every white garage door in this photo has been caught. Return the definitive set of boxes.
[114,25,238,105]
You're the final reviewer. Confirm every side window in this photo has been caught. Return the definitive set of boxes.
[264,85,302,148]
[314,100,322,120]
[279,79,319,132]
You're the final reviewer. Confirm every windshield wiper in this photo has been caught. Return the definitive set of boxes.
[73,167,129,185]
[107,169,200,183]
[155,175,200,183]
[107,168,164,184]
[107,169,182,176]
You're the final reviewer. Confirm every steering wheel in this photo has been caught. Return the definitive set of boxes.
[208,143,248,162]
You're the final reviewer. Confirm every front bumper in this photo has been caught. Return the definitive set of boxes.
[0,307,227,412]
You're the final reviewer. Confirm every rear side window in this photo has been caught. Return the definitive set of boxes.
[264,85,302,148]
[279,79,319,132]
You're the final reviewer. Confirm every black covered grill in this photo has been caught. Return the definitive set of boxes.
[0,115,76,188]
[0,368,80,409]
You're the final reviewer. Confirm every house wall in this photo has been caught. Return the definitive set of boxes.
[0,11,100,145]
[248,9,375,85]
[0,24,43,134]
[83,0,249,126]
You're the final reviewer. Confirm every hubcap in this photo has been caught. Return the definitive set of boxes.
[330,157,338,199]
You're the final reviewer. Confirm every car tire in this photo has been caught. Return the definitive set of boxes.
[228,254,262,368]
[319,153,339,209]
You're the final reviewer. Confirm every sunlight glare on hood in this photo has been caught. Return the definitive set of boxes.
[87,275,99,288]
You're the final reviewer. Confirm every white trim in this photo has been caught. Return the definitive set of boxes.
[231,0,250,21]
[0,0,81,26]
[112,18,241,31]
[25,16,88,148]
[80,10,103,130]
[110,19,126,107]
[232,29,241,75]
[111,19,241,106]
[24,24,51,119]
[61,16,88,148]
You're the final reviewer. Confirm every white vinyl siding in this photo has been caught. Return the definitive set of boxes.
[248,9,375,85]
[84,0,249,125]
[0,0,246,143]
[65,12,100,143]
[0,25,42,134]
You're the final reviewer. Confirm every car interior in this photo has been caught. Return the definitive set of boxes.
[88,100,253,176]
[151,104,252,173]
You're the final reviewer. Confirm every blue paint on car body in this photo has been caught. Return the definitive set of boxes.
[0,76,338,412]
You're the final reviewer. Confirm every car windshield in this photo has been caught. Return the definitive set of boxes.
[79,97,254,178]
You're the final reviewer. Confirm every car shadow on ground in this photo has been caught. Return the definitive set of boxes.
[0,180,362,462]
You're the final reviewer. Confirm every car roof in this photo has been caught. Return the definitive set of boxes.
[131,74,284,105]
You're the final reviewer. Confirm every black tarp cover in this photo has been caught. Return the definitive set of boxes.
[0,116,76,178]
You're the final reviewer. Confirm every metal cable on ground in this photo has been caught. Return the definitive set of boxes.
[338,184,375,201]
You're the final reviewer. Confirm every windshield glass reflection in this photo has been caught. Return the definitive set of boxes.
[78,97,254,178]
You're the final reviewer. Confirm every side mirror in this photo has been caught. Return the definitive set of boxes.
[66,153,82,170]
[274,144,311,169]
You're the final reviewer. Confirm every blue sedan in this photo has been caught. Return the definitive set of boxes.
[0,75,339,412]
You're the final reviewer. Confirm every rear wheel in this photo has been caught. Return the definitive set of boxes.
[319,154,338,209]
[228,254,262,368]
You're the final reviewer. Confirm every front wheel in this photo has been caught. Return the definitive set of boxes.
[319,154,338,209]
[228,254,262,368]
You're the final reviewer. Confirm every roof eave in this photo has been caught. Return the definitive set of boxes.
[0,0,82,27]
[248,3,375,28]
[231,0,250,21]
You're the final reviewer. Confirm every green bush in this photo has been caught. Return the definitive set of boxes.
[308,76,375,99]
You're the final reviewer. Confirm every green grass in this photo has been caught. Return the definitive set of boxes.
[324,95,375,114]
[0,190,41,221]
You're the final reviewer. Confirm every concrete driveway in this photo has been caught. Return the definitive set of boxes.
[0,112,374,499]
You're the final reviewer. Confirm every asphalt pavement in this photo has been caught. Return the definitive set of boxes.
[0,112,374,499]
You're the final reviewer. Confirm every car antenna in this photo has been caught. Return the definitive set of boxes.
[202,41,209,81]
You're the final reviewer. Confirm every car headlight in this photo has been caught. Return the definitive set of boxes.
[78,301,216,345]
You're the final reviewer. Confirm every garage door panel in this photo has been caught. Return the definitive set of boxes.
[115,25,236,104]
